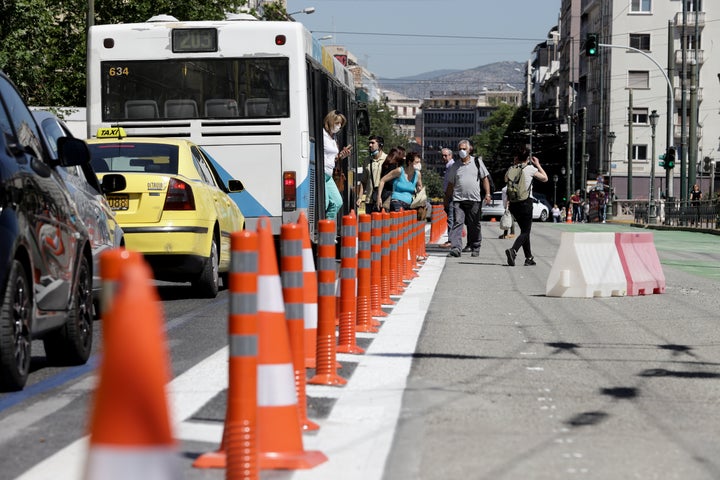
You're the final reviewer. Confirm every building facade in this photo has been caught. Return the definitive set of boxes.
[565,0,719,200]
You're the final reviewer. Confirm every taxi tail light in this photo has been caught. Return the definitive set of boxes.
[164,178,196,211]
[283,171,296,211]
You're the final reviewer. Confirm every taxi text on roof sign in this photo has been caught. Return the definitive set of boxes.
[96,127,127,138]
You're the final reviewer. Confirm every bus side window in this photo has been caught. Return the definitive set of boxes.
[125,100,159,119]
[165,99,198,119]
[245,98,270,117]
[205,99,238,118]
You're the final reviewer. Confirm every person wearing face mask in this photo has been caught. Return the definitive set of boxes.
[444,139,491,258]
[323,110,351,220]
[357,135,387,213]
[375,150,423,214]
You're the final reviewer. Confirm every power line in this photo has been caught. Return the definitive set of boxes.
[311,30,546,43]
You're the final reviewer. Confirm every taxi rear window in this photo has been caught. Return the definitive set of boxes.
[88,143,179,174]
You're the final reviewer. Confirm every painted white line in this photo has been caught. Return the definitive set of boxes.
[17,254,445,480]
[291,256,444,480]
[16,347,230,479]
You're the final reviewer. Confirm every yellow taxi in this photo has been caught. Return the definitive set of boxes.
[86,129,245,297]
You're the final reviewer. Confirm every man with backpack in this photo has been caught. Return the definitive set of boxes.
[443,139,492,258]
[504,147,548,266]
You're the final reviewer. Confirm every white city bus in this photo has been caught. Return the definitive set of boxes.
[86,15,368,238]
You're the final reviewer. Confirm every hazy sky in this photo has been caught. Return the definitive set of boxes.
[286,0,561,79]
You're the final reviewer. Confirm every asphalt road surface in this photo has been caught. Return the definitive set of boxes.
[3,221,719,480]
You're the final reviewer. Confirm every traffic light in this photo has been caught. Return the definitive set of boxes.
[664,147,676,170]
[585,34,599,57]
[658,153,665,168]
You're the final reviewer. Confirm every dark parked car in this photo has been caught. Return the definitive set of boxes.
[0,71,95,390]
[33,110,125,308]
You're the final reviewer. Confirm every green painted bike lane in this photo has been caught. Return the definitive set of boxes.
[551,222,720,280]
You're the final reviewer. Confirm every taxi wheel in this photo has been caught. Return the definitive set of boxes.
[44,255,93,365]
[194,238,219,298]
[0,260,32,391]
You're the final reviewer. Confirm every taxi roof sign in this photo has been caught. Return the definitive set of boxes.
[97,127,127,138]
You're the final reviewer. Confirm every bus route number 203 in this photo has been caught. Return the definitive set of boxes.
[108,66,129,77]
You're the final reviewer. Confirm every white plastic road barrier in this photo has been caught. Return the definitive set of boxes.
[546,232,627,298]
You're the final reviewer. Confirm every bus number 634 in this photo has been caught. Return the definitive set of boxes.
[108,67,129,76]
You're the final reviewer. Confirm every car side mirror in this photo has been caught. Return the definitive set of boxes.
[228,179,244,192]
[57,137,90,167]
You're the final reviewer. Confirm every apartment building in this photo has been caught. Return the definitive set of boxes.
[562,0,719,200]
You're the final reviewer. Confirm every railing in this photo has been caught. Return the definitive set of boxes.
[622,198,719,230]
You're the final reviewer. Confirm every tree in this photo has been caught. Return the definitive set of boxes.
[367,100,408,151]
[471,103,517,162]
[422,168,443,201]
[470,103,518,189]
[0,0,258,107]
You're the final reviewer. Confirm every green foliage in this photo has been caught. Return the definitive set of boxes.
[422,167,443,200]
[260,1,289,21]
[471,103,517,161]
[367,100,408,152]
[470,103,518,187]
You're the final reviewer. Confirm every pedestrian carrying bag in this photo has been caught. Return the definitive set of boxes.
[410,186,427,209]
[506,164,529,202]
[500,209,513,230]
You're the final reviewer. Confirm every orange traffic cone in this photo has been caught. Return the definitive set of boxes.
[98,248,142,317]
[297,213,318,369]
[256,219,327,470]
[309,219,347,387]
[193,231,260,477]
[280,223,319,431]
[85,253,178,480]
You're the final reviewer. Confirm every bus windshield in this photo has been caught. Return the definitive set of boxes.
[100,57,290,121]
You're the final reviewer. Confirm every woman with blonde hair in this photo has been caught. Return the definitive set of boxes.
[322,110,352,220]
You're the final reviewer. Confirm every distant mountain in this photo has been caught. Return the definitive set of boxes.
[381,69,461,82]
[378,61,526,100]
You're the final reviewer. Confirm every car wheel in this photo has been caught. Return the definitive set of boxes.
[194,237,219,298]
[0,260,32,391]
[43,255,93,365]
[539,209,549,222]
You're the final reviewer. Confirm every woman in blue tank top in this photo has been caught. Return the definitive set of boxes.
[375,151,423,212]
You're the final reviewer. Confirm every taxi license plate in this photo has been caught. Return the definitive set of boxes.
[107,194,129,211]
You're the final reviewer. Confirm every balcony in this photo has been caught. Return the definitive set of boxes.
[675,49,704,65]
[674,11,705,28]
[672,120,702,138]
[674,86,703,103]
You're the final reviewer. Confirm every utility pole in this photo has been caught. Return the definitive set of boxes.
[580,107,587,195]
[688,0,700,190]
[627,89,633,199]
[689,59,698,190]
[666,21,675,198]
[566,115,572,202]
[680,0,688,201]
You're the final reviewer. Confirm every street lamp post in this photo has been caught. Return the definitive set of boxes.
[553,175,558,205]
[287,7,315,21]
[607,131,616,218]
[648,110,659,223]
